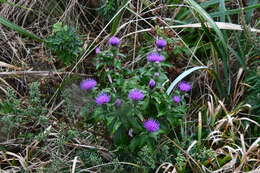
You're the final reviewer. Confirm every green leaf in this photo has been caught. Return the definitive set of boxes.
[129,135,148,151]
[113,125,129,145]
[112,120,122,135]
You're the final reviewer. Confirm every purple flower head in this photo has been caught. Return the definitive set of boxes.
[95,47,101,54]
[149,79,156,89]
[144,119,160,132]
[80,79,97,90]
[178,81,192,92]
[147,52,165,63]
[155,39,167,49]
[108,36,120,46]
[95,93,110,105]
[128,89,145,101]
[115,98,122,107]
[172,96,181,103]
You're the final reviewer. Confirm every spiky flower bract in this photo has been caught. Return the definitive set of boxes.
[115,98,122,107]
[108,36,120,46]
[95,47,101,54]
[80,79,97,90]
[149,79,156,89]
[128,89,145,101]
[172,96,181,103]
[155,39,167,49]
[178,81,192,92]
[95,93,110,105]
[144,119,160,132]
[147,52,165,63]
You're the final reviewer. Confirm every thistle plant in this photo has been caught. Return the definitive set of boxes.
[79,37,192,152]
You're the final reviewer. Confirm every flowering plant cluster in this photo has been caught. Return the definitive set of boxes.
[80,36,192,151]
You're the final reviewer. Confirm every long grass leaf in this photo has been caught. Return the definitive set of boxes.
[0,16,43,42]
[166,66,208,95]
[111,0,128,35]
[219,0,226,22]
[210,4,260,18]
[245,0,259,24]
[179,0,227,21]
[185,0,227,51]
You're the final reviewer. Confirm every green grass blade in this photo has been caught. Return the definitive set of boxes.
[210,4,260,18]
[200,0,226,8]
[206,68,225,97]
[219,0,226,22]
[185,0,227,51]
[178,0,227,21]
[0,16,43,42]
[228,45,246,69]
[111,0,128,35]
[166,66,208,95]
[245,0,259,24]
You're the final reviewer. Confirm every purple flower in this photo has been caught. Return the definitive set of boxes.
[95,47,101,54]
[147,52,165,63]
[149,79,156,89]
[80,79,97,90]
[115,98,122,107]
[155,39,167,49]
[144,119,160,132]
[128,89,145,101]
[95,93,110,105]
[172,96,181,103]
[108,36,120,46]
[178,81,192,92]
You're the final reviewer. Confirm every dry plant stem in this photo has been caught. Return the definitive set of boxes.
[105,68,116,93]
[165,135,205,173]
[0,151,28,171]
[71,156,78,173]
[0,77,22,97]
[85,128,112,143]
[65,142,108,152]
[186,32,204,69]
[232,68,244,106]
[0,71,89,77]
[155,162,175,173]
[141,4,191,16]
[46,100,65,118]
[132,0,140,70]
[78,161,141,172]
